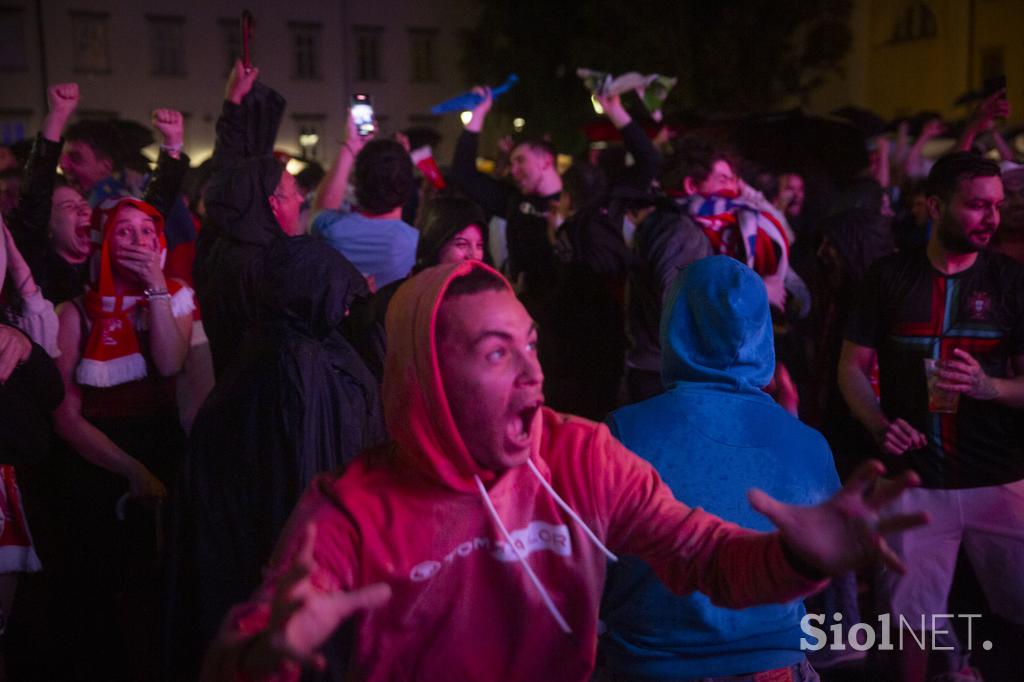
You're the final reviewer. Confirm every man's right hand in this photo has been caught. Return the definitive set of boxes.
[874,418,927,455]
[225,58,260,105]
[465,87,492,133]
[243,523,392,676]
[47,83,80,118]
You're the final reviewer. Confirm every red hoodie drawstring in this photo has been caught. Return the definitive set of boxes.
[474,475,573,634]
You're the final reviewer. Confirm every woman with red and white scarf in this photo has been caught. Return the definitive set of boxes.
[51,196,193,678]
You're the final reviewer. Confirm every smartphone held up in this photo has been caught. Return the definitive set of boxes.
[351,94,375,137]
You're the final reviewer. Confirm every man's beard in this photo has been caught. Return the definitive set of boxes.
[936,219,986,254]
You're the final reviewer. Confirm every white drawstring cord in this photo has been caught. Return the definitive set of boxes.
[526,459,618,562]
[474,475,572,634]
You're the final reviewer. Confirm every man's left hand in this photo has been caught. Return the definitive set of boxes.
[934,348,998,400]
[749,460,929,576]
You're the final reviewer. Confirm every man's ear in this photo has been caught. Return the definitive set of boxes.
[541,151,555,172]
[683,176,698,196]
[925,195,944,223]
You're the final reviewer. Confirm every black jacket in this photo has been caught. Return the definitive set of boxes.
[166,237,384,679]
[0,331,63,469]
[626,202,712,374]
[193,82,287,376]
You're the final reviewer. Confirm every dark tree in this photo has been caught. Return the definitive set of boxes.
[459,0,852,149]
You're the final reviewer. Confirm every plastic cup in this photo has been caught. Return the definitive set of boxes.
[924,358,959,414]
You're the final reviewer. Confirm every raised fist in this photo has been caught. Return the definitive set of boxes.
[151,109,184,148]
[225,58,260,105]
[47,83,80,117]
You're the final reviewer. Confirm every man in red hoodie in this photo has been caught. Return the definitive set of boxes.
[203,261,926,682]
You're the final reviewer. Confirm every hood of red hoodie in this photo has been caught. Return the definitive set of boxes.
[382,260,544,493]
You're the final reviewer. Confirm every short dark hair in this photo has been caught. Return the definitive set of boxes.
[415,197,487,271]
[926,152,1001,202]
[436,267,509,342]
[561,161,607,212]
[660,134,735,191]
[64,120,119,165]
[354,140,415,215]
[512,136,556,161]
[443,267,506,300]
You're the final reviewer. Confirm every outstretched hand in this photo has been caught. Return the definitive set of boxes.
[225,58,260,105]
[246,523,391,675]
[749,460,929,576]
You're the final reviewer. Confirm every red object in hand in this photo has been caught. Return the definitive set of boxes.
[241,10,254,69]
[410,146,447,190]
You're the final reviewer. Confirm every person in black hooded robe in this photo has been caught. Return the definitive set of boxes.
[164,236,385,681]
[193,60,302,378]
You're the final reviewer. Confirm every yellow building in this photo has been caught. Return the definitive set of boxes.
[812,0,1024,124]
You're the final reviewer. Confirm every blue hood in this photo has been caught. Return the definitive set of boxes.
[660,256,774,393]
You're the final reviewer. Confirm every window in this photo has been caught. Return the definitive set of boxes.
[408,28,437,83]
[148,15,186,76]
[980,47,1005,83]
[70,11,110,73]
[891,1,936,43]
[0,9,27,72]
[0,109,32,145]
[353,26,383,82]
[289,22,322,80]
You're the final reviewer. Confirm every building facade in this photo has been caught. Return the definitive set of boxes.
[809,0,1024,126]
[0,0,478,164]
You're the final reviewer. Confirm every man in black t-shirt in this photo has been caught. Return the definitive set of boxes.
[839,152,1024,681]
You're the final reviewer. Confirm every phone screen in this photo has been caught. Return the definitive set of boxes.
[351,94,375,137]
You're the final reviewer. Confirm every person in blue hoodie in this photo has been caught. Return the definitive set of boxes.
[600,255,840,681]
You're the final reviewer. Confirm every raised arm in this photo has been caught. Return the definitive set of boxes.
[311,112,373,213]
[450,87,513,216]
[10,83,79,252]
[143,109,192,218]
[957,89,1010,153]
[598,427,925,610]
[597,93,663,191]
[210,59,261,175]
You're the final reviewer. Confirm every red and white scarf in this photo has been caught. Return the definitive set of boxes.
[76,198,190,387]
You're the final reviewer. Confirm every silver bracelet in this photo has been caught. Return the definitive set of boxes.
[144,287,172,301]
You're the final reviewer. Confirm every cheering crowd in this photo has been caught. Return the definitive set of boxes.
[0,55,1022,682]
